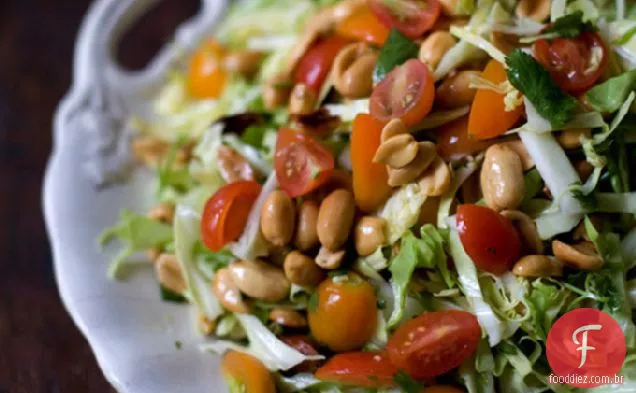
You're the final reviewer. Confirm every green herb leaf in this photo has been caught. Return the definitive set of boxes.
[614,25,636,46]
[241,124,272,148]
[160,285,187,303]
[157,137,196,195]
[308,290,319,313]
[373,28,419,84]
[506,49,578,128]
[543,11,596,38]
[393,370,424,393]
[586,69,636,113]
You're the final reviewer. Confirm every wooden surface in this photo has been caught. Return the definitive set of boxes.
[0,1,198,392]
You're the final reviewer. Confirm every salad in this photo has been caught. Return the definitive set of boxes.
[100,0,636,392]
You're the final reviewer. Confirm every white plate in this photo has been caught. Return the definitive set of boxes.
[43,0,230,391]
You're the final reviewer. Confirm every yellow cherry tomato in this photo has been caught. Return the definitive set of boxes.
[220,351,276,393]
[308,273,378,352]
[187,39,227,99]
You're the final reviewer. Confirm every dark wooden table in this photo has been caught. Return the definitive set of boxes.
[0,1,199,391]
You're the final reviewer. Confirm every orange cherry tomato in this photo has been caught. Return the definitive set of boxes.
[187,39,227,99]
[436,116,493,161]
[386,310,480,379]
[534,31,608,94]
[293,36,349,93]
[201,180,262,252]
[467,59,523,140]
[456,204,521,275]
[370,59,435,126]
[308,273,378,352]
[351,114,392,212]
[369,0,441,39]
[274,128,335,198]
[315,351,399,388]
[220,351,276,393]
[335,9,390,46]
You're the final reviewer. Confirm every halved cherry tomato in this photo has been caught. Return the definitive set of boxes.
[293,36,349,93]
[467,59,524,140]
[274,128,335,198]
[370,59,435,126]
[281,336,322,373]
[436,116,494,161]
[351,114,392,212]
[386,310,480,379]
[315,352,398,388]
[369,0,441,39]
[308,273,378,352]
[201,181,262,252]
[534,31,608,94]
[456,204,521,275]
[221,351,276,393]
[335,8,390,46]
[188,39,227,99]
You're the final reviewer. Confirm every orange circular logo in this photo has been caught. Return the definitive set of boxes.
[546,308,626,388]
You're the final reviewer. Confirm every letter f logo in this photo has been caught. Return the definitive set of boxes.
[572,324,602,368]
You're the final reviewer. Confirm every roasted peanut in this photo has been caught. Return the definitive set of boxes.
[155,254,186,294]
[388,142,437,187]
[269,308,307,328]
[218,145,256,183]
[333,43,378,99]
[418,155,452,197]
[229,260,291,301]
[555,128,591,150]
[480,144,525,211]
[199,314,218,336]
[284,251,325,286]
[289,83,317,115]
[294,200,320,251]
[315,246,346,269]
[212,268,250,313]
[261,191,296,247]
[436,71,479,109]
[146,247,161,263]
[552,240,603,271]
[574,159,594,182]
[222,50,264,77]
[500,140,535,171]
[419,31,455,71]
[512,255,563,277]
[263,73,292,110]
[491,31,520,55]
[418,197,441,225]
[381,118,410,143]
[147,202,175,224]
[501,210,544,254]
[516,0,551,21]
[374,134,420,169]
[354,216,387,256]
[317,189,355,251]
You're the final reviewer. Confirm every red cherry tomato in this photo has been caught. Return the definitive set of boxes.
[201,181,262,251]
[534,31,608,94]
[281,336,322,373]
[315,352,399,388]
[436,116,494,161]
[293,36,349,93]
[370,59,435,126]
[369,0,441,39]
[386,310,481,380]
[456,204,521,275]
[274,128,335,198]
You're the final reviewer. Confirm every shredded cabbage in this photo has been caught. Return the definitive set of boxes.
[378,183,427,243]
[201,314,324,371]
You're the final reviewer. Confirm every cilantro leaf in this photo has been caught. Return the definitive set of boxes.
[505,49,578,128]
[543,11,595,39]
[586,69,636,113]
[373,29,419,84]
[393,370,424,393]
